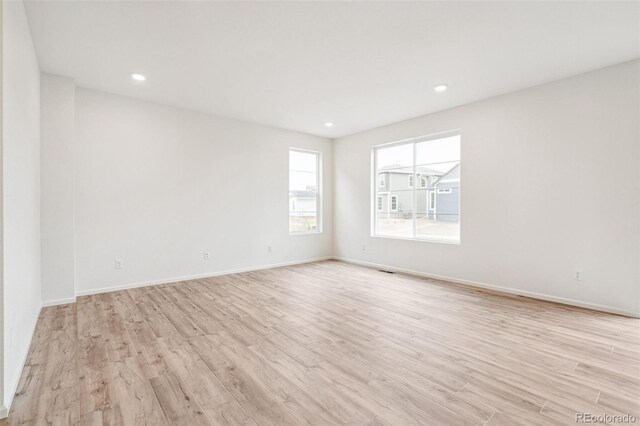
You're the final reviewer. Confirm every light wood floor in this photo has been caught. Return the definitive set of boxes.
[5,260,640,425]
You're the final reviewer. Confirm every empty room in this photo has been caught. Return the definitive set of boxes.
[1,0,639,424]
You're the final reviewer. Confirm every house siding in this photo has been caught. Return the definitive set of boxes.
[434,185,460,222]
[434,165,460,222]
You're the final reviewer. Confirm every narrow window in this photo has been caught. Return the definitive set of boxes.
[378,173,386,187]
[289,148,321,234]
[408,175,413,188]
[377,196,383,211]
[390,195,398,211]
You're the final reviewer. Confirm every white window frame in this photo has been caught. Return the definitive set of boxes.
[420,176,427,188]
[378,173,386,187]
[371,130,460,244]
[377,195,383,211]
[289,148,322,235]
[408,174,413,188]
[429,190,436,211]
[390,195,398,211]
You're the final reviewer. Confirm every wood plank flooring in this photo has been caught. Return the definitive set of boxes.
[5,260,640,425]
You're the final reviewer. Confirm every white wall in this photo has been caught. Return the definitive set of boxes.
[74,88,332,294]
[2,0,41,409]
[41,74,75,305]
[334,60,640,317]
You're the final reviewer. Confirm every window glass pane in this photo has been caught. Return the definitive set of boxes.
[289,149,320,234]
[415,186,428,225]
[289,170,316,191]
[374,145,414,238]
[376,143,413,169]
[415,136,460,243]
[290,150,317,173]
[415,135,460,166]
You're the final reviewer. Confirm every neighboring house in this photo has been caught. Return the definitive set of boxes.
[376,164,440,219]
[289,187,317,216]
[428,163,460,222]
[377,163,460,222]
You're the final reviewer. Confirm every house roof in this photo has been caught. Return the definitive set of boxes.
[433,163,461,185]
[289,190,317,199]
[378,164,443,176]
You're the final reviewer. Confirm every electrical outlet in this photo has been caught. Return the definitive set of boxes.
[204,251,210,260]
[574,269,583,281]
[267,245,273,253]
[115,259,123,269]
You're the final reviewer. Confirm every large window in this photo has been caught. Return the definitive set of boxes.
[373,133,460,243]
[289,148,321,234]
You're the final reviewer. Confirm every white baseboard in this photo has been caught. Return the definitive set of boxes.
[42,296,77,307]
[2,304,43,418]
[37,255,640,318]
[76,256,333,297]
[333,256,639,318]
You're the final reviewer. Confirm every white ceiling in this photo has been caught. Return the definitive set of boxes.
[24,1,640,138]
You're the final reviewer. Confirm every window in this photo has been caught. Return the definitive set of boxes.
[377,196,383,211]
[289,148,321,234]
[373,133,460,243]
[378,173,386,187]
[390,195,398,211]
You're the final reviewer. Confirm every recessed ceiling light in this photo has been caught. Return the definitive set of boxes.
[434,84,448,92]
[324,122,334,127]
[131,73,146,81]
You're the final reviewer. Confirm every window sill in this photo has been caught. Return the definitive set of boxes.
[371,233,460,245]
[290,231,322,236]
